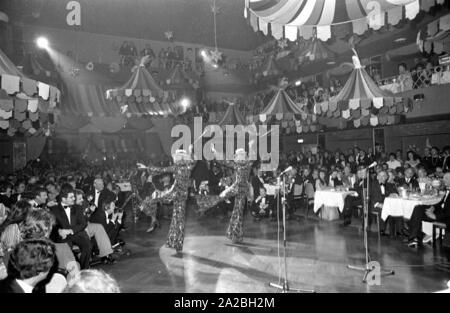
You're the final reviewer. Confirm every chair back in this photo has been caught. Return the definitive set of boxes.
[305,183,315,199]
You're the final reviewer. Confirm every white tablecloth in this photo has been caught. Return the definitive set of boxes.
[381,195,443,221]
[313,189,357,213]
[264,184,280,196]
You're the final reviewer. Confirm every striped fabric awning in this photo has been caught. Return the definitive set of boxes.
[245,0,436,41]
[258,89,304,122]
[331,60,394,103]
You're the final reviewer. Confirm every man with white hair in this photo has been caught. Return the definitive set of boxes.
[407,173,450,247]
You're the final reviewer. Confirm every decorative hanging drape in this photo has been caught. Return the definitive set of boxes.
[245,0,435,41]
[417,13,450,54]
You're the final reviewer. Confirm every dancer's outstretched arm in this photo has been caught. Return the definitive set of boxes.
[137,163,176,175]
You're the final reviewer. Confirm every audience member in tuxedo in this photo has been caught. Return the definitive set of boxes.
[407,173,450,247]
[49,184,91,269]
[74,189,116,264]
[0,182,13,209]
[251,187,273,220]
[0,239,55,293]
[369,171,398,235]
[64,269,120,293]
[342,167,367,227]
[284,168,304,218]
[89,192,123,245]
[29,187,48,211]
[397,168,419,190]
[342,165,356,189]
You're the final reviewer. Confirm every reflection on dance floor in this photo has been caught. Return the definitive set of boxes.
[103,211,450,293]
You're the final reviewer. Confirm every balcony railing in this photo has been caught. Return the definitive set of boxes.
[376,64,450,94]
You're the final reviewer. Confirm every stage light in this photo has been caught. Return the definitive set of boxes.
[298,139,304,144]
[295,80,302,86]
[180,97,191,108]
[200,49,207,58]
[36,37,49,49]
[212,63,219,69]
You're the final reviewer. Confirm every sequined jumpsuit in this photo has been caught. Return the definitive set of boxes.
[196,160,252,243]
[145,160,194,252]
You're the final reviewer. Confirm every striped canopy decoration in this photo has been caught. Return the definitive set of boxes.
[313,51,409,128]
[218,103,247,128]
[245,0,438,41]
[106,62,179,116]
[0,48,60,136]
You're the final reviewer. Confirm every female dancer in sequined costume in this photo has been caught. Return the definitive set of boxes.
[138,149,194,252]
[196,145,254,243]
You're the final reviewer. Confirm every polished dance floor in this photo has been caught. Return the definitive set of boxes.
[102,207,450,293]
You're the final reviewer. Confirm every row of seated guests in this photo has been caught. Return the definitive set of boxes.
[0,176,127,292]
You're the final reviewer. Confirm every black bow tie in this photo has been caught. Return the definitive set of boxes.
[63,206,71,209]
[380,183,385,187]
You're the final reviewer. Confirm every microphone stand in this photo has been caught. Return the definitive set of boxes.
[269,173,315,293]
[347,167,395,283]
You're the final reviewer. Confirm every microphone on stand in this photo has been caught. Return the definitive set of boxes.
[278,166,293,176]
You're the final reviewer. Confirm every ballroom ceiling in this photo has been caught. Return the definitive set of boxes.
[5,0,268,51]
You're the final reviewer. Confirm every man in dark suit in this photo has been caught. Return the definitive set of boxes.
[407,173,450,247]
[49,184,91,269]
[397,168,419,190]
[369,170,398,235]
[89,192,123,245]
[342,167,367,227]
[0,239,55,293]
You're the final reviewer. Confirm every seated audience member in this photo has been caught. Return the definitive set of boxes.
[250,166,265,199]
[442,146,450,173]
[342,167,367,227]
[0,239,55,293]
[342,165,356,189]
[405,151,420,169]
[329,170,343,187]
[49,184,91,270]
[89,192,123,245]
[369,171,398,235]
[64,269,120,293]
[0,204,7,227]
[397,63,413,91]
[20,210,80,280]
[387,169,398,187]
[29,187,48,210]
[0,182,13,209]
[251,187,273,220]
[386,153,402,170]
[315,170,328,191]
[74,189,116,264]
[398,168,419,190]
[44,182,59,207]
[417,168,431,191]
[407,173,450,247]
[208,162,223,195]
[0,200,31,256]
